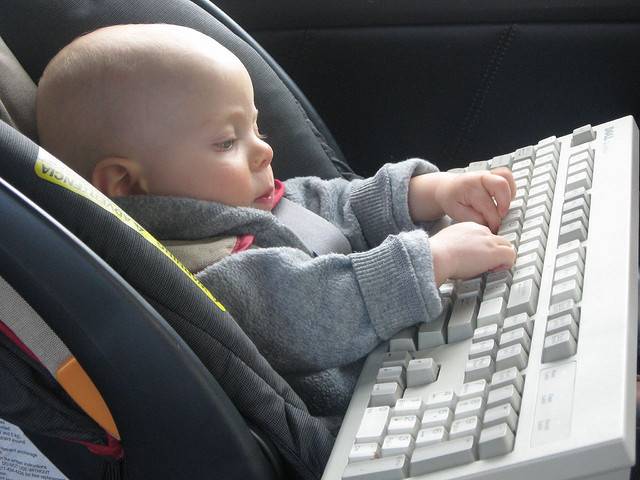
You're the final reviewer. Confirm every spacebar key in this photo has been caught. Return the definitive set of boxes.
[410,436,476,476]
[342,455,408,480]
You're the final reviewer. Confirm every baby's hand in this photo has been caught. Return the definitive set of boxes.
[429,222,516,286]
[435,167,516,233]
[408,167,516,231]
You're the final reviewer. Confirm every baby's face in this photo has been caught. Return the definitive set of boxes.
[135,53,275,210]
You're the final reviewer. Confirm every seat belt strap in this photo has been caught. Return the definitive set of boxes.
[0,275,120,439]
[272,197,352,256]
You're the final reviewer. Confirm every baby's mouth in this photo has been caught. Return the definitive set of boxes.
[254,186,275,205]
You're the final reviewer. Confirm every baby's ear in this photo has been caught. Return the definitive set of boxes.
[91,157,148,197]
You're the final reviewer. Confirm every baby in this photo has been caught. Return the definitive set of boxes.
[36,24,516,418]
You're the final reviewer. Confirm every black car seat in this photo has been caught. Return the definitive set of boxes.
[0,0,359,478]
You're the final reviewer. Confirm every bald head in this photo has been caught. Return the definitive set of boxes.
[36,24,245,178]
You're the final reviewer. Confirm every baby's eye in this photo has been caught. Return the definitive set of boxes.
[214,139,235,151]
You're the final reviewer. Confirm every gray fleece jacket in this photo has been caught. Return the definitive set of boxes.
[114,159,444,419]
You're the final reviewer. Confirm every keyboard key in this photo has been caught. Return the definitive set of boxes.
[548,298,580,321]
[483,403,518,431]
[467,160,490,171]
[448,295,479,342]
[410,436,476,476]
[513,265,541,287]
[555,251,585,273]
[376,366,405,389]
[512,168,531,184]
[558,219,588,244]
[507,279,538,316]
[421,408,454,429]
[469,339,497,359]
[387,416,420,436]
[566,171,592,191]
[381,434,415,457]
[457,379,488,400]
[457,277,483,296]
[381,351,411,369]
[406,358,439,387]
[503,312,534,336]
[532,164,557,180]
[343,454,408,480]
[528,183,553,200]
[389,327,416,352]
[514,145,535,162]
[520,226,547,245]
[557,239,585,260]
[570,124,596,146]
[415,426,447,447]
[486,270,513,287]
[522,215,549,235]
[356,407,390,443]
[473,323,499,343]
[490,153,513,169]
[349,442,380,463]
[536,135,559,151]
[517,238,545,259]
[562,197,590,217]
[477,297,506,328]
[498,219,521,236]
[450,416,481,440]
[454,396,485,419]
[487,384,522,412]
[564,186,589,203]
[570,144,594,163]
[370,382,403,407]
[483,282,509,302]
[553,265,583,285]
[546,314,579,339]
[551,279,582,303]
[496,344,529,371]
[499,327,531,353]
[567,160,592,179]
[418,301,449,349]
[393,397,425,417]
[490,367,525,394]
[478,423,515,459]
[542,330,577,363]
[514,252,543,275]
[425,390,457,409]
[561,209,589,229]
[531,173,555,189]
[464,355,495,382]
[534,152,558,170]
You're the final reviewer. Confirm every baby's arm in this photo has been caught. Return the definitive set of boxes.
[408,167,516,232]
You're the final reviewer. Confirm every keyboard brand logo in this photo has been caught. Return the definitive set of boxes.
[604,126,615,141]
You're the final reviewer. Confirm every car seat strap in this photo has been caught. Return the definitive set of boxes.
[272,197,352,256]
[0,275,120,439]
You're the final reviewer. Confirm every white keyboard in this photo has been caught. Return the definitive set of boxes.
[322,116,639,480]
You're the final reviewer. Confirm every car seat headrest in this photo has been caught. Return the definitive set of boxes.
[0,35,36,141]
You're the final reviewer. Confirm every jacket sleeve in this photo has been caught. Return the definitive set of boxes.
[283,158,440,250]
[197,229,443,374]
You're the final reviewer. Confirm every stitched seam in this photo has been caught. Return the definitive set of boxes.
[447,25,515,162]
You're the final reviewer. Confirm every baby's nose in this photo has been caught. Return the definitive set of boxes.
[252,138,273,170]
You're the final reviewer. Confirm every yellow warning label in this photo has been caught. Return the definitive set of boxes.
[34,149,226,312]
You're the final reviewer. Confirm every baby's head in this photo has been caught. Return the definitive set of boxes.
[37,24,275,210]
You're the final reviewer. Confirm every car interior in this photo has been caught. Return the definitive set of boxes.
[0,1,639,479]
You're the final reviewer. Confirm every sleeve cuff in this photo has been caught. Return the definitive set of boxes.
[350,230,443,340]
[350,158,439,246]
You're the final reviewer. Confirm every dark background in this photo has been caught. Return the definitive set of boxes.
[213,0,640,176]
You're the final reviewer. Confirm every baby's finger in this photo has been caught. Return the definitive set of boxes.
[480,173,513,218]
[469,188,501,232]
[490,167,517,200]
[493,243,517,269]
